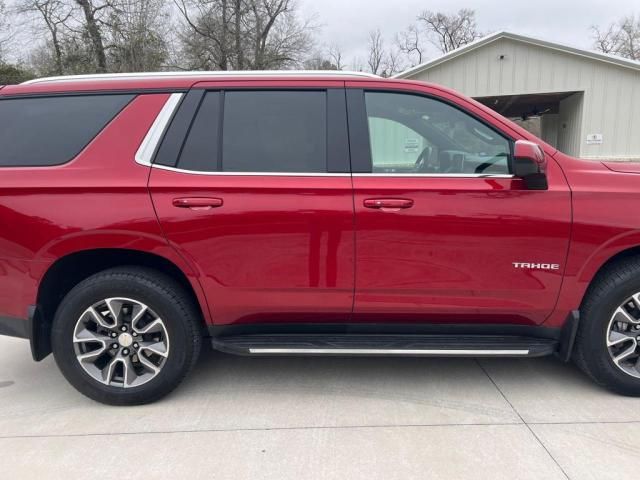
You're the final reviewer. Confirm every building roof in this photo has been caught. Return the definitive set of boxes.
[394,31,640,79]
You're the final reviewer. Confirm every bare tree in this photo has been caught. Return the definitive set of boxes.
[0,0,34,84]
[367,28,384,74]
[175,0,233,70]
[176,0,315,70]
[593,24,619,54]
[366,28,403,77]
[397,24,424,65]
[593,15,640,60]
[107,0,170,72]
[253,0,316,69]
[16,0,73,75]
[383,48,403,77]
[350,55,364,72]
[303,54,336,70]
[0,0,13,61]
[73,0,108,72]
[18,0,173,75]
[302,43,344,70]
[328,43,343,70]
[417,8,482,53]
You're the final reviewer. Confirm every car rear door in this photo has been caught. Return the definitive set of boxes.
[347,81,571,326]
[148,81,355,327]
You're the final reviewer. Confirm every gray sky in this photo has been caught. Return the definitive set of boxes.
[299,0,638,66]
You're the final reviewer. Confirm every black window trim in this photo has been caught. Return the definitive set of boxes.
[350,87,516,177]
[0,92,136,168]
[153,87,351,175]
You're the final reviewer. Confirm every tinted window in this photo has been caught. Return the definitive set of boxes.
[177,92,221,172]
[365,92,511,175]
[0,94,134,167]
[178,91,327,173]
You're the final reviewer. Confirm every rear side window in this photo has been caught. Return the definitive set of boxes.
[178,90,327,173]
[0,94,134,167]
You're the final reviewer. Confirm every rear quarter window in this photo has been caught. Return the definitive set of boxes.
[0,94,134,167]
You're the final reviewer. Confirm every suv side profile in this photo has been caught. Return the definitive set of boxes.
[1,71,639,405]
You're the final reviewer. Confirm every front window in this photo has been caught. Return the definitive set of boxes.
[364,91,511,175]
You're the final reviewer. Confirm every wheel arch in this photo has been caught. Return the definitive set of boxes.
[578,231,640,284]
[31,248,211,361]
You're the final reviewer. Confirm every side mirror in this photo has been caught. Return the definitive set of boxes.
[513,140,548,190]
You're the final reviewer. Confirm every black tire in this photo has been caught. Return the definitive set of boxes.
[51,267,202,405]
[574,256,640,396]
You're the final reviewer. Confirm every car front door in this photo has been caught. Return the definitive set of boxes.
[347,83,571,326]
[149,83,355,327]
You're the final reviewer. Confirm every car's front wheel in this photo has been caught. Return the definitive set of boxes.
[51,267,202,405]
[574,257,640,395]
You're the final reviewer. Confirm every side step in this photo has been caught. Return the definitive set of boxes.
[211,334,558,358]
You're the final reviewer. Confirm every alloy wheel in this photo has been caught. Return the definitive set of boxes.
[72,297,170,388]
[606,293,640,378]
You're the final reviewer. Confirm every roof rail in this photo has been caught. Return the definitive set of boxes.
[22,70,379,85]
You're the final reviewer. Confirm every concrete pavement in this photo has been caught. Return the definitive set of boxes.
[0,335,638,479]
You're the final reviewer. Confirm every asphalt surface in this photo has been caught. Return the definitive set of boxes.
[0,335,637,479]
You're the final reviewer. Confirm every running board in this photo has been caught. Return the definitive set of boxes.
[211,334,558,358]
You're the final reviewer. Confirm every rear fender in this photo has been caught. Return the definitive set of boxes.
[29,231,213,326]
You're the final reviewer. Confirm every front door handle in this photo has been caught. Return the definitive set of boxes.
[363,198,414,211]
[172,197,224,210]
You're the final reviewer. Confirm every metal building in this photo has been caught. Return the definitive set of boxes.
[395,31,640,161]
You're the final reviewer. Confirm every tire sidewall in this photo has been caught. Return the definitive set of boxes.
[52,273,194,405]
[582,274,640,392]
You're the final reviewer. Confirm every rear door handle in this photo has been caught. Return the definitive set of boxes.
[172,197,224,210]
[363,198,414,210]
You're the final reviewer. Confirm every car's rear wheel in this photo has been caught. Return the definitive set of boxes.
[574,257,640,395]
[52,267,202,405]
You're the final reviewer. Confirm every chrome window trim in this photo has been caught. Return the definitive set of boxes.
[149,164,514,178]
[135,93,184,167]
[151,164,350,177]
[353,173,515,178]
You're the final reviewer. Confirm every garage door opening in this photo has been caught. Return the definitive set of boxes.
[474,91,584,157]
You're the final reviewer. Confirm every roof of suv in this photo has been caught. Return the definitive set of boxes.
[1,71,383,96]
[22,70,380,85]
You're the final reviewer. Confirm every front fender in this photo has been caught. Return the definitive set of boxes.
[577,231,640,284]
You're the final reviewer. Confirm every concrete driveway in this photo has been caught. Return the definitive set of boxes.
[0,335,638,480]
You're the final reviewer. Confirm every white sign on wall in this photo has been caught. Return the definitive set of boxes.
[586,133,603,145]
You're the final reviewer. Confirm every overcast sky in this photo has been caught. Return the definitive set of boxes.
[299,0,638,66]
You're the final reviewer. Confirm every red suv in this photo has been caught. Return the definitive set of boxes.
[1,71,639,405]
